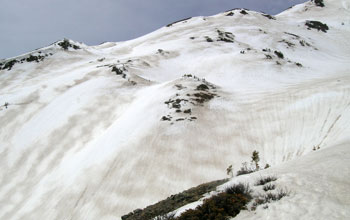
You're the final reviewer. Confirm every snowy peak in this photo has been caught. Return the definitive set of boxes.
[0,38,85,71]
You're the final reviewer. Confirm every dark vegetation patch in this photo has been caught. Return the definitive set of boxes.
[313,146,321,151]
[263,190,289,202]
[123,152,288,220]
[1,102,9,110]
[58,39,81,50]
[313,0,325,7]
[274,51,284,59]
[26,54,45,62]
[165,98,187,109]
[166,17,192,27]
[262,48,271,52]
[176,183,251,220]
[263,184,276,192]
[217,30,235,43]
[161,75,217,123]
[279,40,295,48]
[236,168,255,176]
[240,10,248,15]
[255,176,277,186]
[177,193,250,220]
[184,109,191,114]
[121,179,228,220]
[236,162,256,176]
[196,84,209,91]
[193,92,215,104]
[262,14,276,20]
[205,36,214,42]
[265,54,273,60]
[110,64,137,85]
[262,49,287,61]
[225,8,249,12]
[258,29,268,34]
[1,60,18,70]
[283,32,315,50]
[176,118,185,121]
[305,20,329,32]
[0,52,51,71]
[284,32,300,39]
[236,150,270,176]
[299,40,311,47]
[161,116,172,121]
[252,189,289,210]
[157,49,171,56]
[225,183,252,198]
[175,84,185,90]
[112,66,127,78]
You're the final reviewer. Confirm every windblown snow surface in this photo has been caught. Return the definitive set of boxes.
[0,0,349,219]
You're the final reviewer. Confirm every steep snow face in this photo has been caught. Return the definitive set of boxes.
[233,141,350,220]
[0,0,349,219]
[169,141,350,220]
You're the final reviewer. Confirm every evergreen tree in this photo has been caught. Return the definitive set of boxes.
[226,165,233,177]
[251,150,260,170]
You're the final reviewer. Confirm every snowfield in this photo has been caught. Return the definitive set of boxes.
[0,0,349,219]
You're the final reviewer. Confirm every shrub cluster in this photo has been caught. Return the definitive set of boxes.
[58,39,80,50]
[205,36,214,42]
[0,53,49,71]
[26,55,45,63]
[305,20,329,33]
[177,184,252,220]
[121,179,228,220]
[255,176,277,186]
[274,51,284,59]
[262,14,276,20]
[313,0,325,7]
[1,59,17,70]
[112,66,125,76]
[225,183,252,198]
[253,189,289,208]
[236,163,255,176]
[240,10,248,15]
[263,184,276,192]
[236,150,269,176]
[217,30,235,43]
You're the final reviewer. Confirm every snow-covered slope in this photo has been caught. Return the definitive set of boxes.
[0,0,349,219]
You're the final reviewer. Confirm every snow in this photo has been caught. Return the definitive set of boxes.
[232,140,350,220]
[0,0,349,219]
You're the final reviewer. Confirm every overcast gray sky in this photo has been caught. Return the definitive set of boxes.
[0,0,307,59]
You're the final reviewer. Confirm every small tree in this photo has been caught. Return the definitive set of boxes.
[251,150,260,170]
[226,165,233,178]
